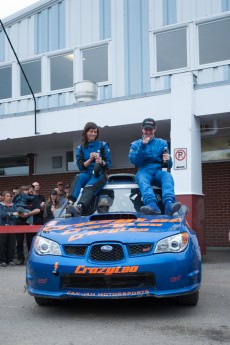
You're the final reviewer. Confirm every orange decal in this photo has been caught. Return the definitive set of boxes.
[54,262,59,269]
[74,265,139,275]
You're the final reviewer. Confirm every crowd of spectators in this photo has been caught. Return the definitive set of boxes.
[0,181,70,267]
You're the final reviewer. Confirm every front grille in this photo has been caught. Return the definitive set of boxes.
[90,244,124,262]
[63,245,87,256]
[128,244,153,256]
[62,273,155,289]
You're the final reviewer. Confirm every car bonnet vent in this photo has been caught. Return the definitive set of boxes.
[90,213,137,221]
[107,173,136,183]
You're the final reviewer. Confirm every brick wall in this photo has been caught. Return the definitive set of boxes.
[202,162,230,247]
[0,168,136,200]
[1,164,229,247]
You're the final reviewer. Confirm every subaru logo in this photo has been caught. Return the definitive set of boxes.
[101,245,113,252]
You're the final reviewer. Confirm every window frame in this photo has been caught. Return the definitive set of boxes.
[19,58,42,97]
[48,51,74,92]
[151,23,190,77]
[196,15,230,69]
[0,63,12,100]
[79,40,111,86]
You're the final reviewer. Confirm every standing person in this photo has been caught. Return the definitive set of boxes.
[15,196,41,265]
[44,189,61,222]
[56,181,67,205]
[0,191,18,267]
[67,122,111,216]
[31,181,46,224]
[12,188,18,198]
[64,184,70,198]
[129,118,181,215]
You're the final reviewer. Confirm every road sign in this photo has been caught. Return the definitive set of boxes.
[174,148,187,170]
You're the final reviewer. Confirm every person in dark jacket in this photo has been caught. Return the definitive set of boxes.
[0,191,18,267]
[44,189,62,222]
[67,122,111,216]
[15,196,41,265]
[129,118,181,215]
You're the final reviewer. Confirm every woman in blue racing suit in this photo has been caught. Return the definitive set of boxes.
[67,122,111,215]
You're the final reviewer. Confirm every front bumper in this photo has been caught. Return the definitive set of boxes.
[26,248,201,300]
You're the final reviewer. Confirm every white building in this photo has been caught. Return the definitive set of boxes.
[1,0,230,251]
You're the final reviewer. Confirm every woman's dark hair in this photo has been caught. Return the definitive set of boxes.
[81,122,99,147]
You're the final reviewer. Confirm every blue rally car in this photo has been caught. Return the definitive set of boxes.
[26,174,202,306]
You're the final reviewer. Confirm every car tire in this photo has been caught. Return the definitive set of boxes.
[176,291,199,306]
[34,297,55,306]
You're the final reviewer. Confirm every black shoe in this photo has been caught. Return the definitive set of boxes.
[140,205,161,215]
[65,204,82,217]
[165,202,181,215]
[8,261,16,266]
[0,262,7,267]
[16,260,25,266]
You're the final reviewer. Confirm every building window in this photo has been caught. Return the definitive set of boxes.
[198,18,230,65]
[82,45,108,83]
[0,156,28,176]
[20,60,41,96]
[52,156,62,169]
[50,54,73,91]
[155,28,187,72]
[0,66,12,99]
[66,151,76,171]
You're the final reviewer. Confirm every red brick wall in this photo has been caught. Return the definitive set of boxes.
[0,168,136,200]
[202,162,230,247]
[1,164,229,247]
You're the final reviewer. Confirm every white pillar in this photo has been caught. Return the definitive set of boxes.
[170,72,202,196]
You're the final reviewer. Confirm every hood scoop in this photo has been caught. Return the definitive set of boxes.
[89,213,137,221]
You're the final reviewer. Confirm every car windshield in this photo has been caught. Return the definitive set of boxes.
[94,187,143,214]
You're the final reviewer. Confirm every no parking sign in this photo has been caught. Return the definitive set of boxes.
[174,148,187,170]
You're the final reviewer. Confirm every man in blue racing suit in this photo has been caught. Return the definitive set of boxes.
[129,118,181,215]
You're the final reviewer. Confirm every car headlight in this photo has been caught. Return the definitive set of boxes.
[34,236,62,256]
[154,233,189,253]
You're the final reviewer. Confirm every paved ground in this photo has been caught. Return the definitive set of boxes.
[0,248,229,345]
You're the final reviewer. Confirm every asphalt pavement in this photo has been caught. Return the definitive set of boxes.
[0,248,229,345]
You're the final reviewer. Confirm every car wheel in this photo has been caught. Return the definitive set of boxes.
[34,297,55,306]
[176,291,199,306]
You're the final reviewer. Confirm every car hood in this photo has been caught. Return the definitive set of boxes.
[39,213,185,245]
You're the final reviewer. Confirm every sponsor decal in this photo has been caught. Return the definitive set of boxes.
[37,278,48,284]
[41,218,182,241]
[42,218,181,233]
[66,290,150,297]
[170,275,182,283]
[74,265,139,275]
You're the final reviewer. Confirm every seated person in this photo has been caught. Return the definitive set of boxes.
[66,122,111,216]
[129,118,181,215]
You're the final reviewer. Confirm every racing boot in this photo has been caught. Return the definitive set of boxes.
[65,204,83,217]
[165,201,181,215]
[140,202,161,215]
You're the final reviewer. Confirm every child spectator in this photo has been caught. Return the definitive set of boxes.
[13,186,35,225]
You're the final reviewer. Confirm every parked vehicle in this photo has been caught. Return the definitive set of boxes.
[26,174,202,306]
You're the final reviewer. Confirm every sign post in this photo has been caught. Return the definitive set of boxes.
[174,148,187,170]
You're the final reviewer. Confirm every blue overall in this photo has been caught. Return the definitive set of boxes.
[129,137,176,207]
[71,140,111,202]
